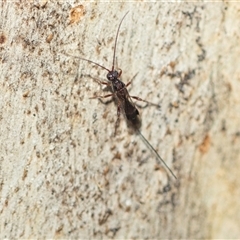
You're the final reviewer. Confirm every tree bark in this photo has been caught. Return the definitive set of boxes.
[1,2,240,238]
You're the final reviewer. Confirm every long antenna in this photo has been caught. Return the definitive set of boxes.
[64,53,110,72]
[64,12,129,74]
[136,129,177,179]
[112,11,129,71]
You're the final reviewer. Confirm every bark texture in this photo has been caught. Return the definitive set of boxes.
[1,2,240,239]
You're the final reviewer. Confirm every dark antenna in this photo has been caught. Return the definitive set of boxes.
[112,11,129,71]
[64,12,129,74]
[64,53,111,72]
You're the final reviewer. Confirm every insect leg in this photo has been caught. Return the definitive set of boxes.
[91,77,111,86]
[130,96,160,107]
[114,102,122,136]
[124,73,139,88]
[89,93,113,99]
[125,81,132,88]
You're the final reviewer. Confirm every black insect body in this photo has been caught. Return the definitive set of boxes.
[107,71,141,130]
[65,12,177,179]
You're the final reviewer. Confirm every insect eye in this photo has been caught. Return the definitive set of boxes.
[107,72,112,80]
[113,71,118,78]
[107,71,118,81]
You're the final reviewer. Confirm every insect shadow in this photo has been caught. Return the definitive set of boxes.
[63,12,177,179]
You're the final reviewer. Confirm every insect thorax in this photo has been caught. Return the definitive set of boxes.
[112,78,125,92]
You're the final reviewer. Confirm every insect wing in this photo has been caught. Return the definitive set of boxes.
[118,90,139,123]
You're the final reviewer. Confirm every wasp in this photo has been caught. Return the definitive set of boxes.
[65,12,177,179]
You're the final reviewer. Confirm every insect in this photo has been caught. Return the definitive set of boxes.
[65,12,177,179]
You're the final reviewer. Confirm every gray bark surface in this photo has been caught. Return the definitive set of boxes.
[1,2,240,239]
